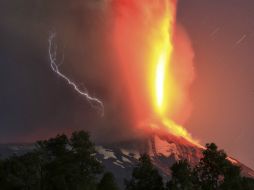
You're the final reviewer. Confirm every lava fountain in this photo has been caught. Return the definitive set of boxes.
[112,0,199,145]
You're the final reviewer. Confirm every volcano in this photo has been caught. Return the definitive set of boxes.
[2,131,253,189]
[95,131,254,189]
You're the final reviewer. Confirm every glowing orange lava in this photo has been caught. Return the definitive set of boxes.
[149,1,175,116]
[113,0,199,146]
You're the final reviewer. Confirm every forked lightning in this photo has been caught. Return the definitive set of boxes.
[48,32,104,116]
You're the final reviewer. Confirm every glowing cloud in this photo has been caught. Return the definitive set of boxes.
[112,0,198,144]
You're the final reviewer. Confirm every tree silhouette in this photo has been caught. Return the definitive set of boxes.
[220,162,242,190]
[97,172,119,190]
[241,177,254,190]
[0,131,103,190]
[125,154,164,190]
[193,143,229,190]
[166,160,195,190]
[165,143,254,190]
[36,131,103,190]
[36,134,72,190]
[0,158,5,187]
[0,152,41,190]
[1,137,254,190]
[68,131,103,189]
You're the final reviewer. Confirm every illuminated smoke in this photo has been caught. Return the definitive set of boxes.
[48,32,104,116]
[112,0,199,145]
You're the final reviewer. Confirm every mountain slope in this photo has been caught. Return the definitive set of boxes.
[0,133,254,189]
[96,133,254,188]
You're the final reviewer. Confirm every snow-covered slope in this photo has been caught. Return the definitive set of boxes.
[95,133,254,188]
[0,134,253,189]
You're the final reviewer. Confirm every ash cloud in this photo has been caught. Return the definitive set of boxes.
[0,0,140,143]
[0,0,194,144]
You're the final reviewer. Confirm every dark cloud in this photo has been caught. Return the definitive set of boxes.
[0,0,136,143]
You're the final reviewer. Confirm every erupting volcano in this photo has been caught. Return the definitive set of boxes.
[1,1,254,189]
[113,0,197,145]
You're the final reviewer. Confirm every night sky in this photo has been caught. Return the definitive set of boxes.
[1,0,254,169]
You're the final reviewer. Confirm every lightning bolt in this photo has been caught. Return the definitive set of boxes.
[48,32,104,116]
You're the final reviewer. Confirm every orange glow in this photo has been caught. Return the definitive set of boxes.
[148,1,199,145]
[162,118,200,147]
[149,5,175,116]
[155,54,166,111]
[113,0,199,146]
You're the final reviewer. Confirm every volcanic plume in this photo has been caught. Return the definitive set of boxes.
[111,0,196,144]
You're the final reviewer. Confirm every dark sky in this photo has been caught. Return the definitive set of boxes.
[178,0,254,169]
[0,0,254,169]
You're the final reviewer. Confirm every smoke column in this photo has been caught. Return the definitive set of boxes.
[111,0,197,143]
[45,1,197,144]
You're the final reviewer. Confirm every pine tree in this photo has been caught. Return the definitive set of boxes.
[193,143,228,190]
[0,131,103,190]
[0,152,42,190]
[69,131,103,190]
[125,154,164,190]
[0,158,5,186]
[36,134,72,190]
[97,172,119,190]
[35,131,103,190]
[221,163,242,190]
[242,177,254,190]
[166,160,195,190]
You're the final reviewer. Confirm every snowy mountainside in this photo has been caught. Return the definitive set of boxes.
[0,134,254,189]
